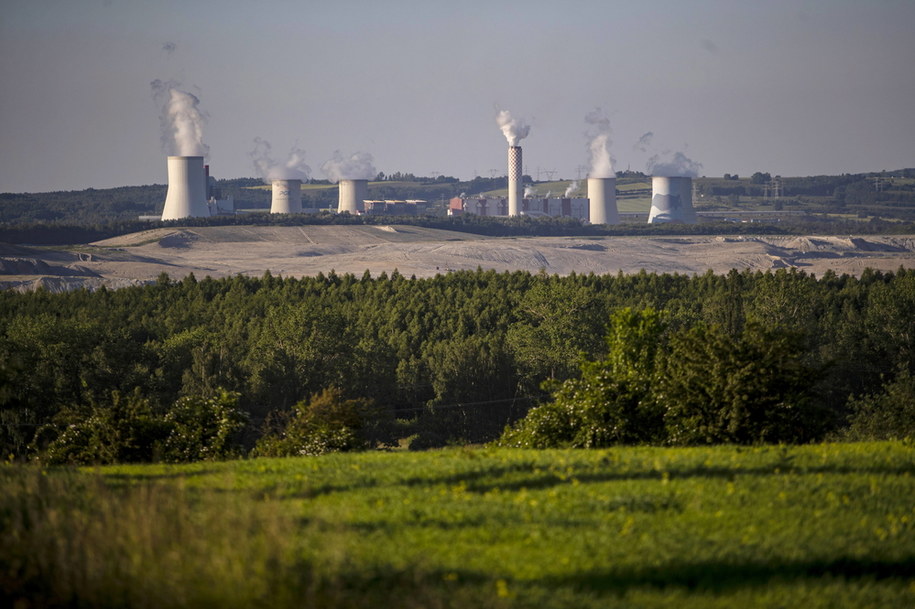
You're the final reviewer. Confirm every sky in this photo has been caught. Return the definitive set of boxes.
[1,0,913,193]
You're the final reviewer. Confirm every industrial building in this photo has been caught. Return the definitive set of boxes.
[448,196,590,221]
[161,156,233,220]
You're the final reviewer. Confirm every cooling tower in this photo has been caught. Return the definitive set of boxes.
[507,146,522,217]
[648,176,696,224]
[338,179,368,214]
[271,179,303,214]
[587,177,619,225]
[161,156,210,220]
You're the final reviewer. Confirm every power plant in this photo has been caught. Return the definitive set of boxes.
[161,156,211,220]
[271,179,302,214]
[587,177,618,225]
[648,176,696,223]
[338,179,368,214]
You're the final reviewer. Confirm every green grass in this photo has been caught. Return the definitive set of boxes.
[3,443,914,608]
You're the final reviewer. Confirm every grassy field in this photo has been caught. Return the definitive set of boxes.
[3,443,913,608]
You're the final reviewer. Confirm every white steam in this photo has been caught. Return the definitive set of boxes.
[585,108,615,178]
[524,186,535,198]
[647,151,703,177]
[564,180,579,197]
[321,150,376,182]
[496,109,530,147]
[250,137,311,181]
[634,131,654,153]
[151,80,208,157]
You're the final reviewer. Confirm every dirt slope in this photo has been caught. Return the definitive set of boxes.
[3,226,914,291]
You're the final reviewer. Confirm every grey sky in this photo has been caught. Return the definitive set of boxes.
[1,0,913,192]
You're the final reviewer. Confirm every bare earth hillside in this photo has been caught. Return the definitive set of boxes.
[3,225,915,291]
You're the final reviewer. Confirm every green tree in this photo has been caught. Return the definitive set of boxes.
[499,308,667,448]
[661,323,820,444]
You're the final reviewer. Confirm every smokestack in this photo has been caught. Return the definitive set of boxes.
[587,177,618,225]
[338,179,368,214]
[271,179,303,214]
[161,156,210,220]
[648,176,696,224]
[508,146,522,217]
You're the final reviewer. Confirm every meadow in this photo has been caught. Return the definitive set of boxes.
[3,442,913,608]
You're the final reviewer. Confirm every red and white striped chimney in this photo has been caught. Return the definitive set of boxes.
[508,146,522,217]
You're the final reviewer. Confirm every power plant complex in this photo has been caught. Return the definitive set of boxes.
[159,125,696,225]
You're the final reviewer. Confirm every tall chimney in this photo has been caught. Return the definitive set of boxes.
[587,177,619,225]
[161,156,210,220]
[648,176,696,224]
[271,179,303,214]
[338,179,368,214]
[507,146,522,217]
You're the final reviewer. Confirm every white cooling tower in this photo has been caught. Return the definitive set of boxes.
[648,176,696,224]
[508,146,522,217]
[161,156,210,221]
[587,177,619,225]
[271,179,303,214]
[338,179,368,214]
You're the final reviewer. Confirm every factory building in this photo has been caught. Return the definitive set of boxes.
[448,197,589,222]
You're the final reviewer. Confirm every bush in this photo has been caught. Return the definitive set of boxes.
[161,390,248,462]
[498,308,667,448]
[254,388,392,457]
[843,369,915,440]
[39,390,170,465]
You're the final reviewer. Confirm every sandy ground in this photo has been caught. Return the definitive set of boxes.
[2,225,915,291]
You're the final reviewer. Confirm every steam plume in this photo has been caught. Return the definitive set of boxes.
[250,137,311,181]
[634,131,654,153]
[585,108,615,178]
[524,185,535,198]
[151,79,207,157]
[647,151,703,177]
[321,150,376,182]
[564,180,579,197]
[497,109,530,146]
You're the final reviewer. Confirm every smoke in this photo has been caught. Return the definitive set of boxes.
[564,180,579,197]
[321,150,376,182]
[585,108,615,178]
[151,79,207,157]
[647,151,703,177]
[250,138,311,181]
[496,109,530,147]
[162,42,176,56]
[634,131,654,153]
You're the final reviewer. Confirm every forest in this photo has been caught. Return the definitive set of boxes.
[1,266,913,463]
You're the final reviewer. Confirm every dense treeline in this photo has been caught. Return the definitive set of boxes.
[1,267,913,462]
[5,208,915,247]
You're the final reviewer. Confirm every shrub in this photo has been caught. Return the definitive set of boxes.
[255,388,391,457]
[843,368,915,440]
[499,308,667,448]
[40,390,170,465]
[161,390,248,462]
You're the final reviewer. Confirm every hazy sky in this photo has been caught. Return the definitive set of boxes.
[1,0,913,192]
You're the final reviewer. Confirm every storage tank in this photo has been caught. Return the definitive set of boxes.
[338,179,367,214]
[161,156,210,220]
[587,177,619,225]
[648,176,696,224]
[271,179,302,214]
[507,146,522,217]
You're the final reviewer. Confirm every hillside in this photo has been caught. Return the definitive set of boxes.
[3,225,915,291]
